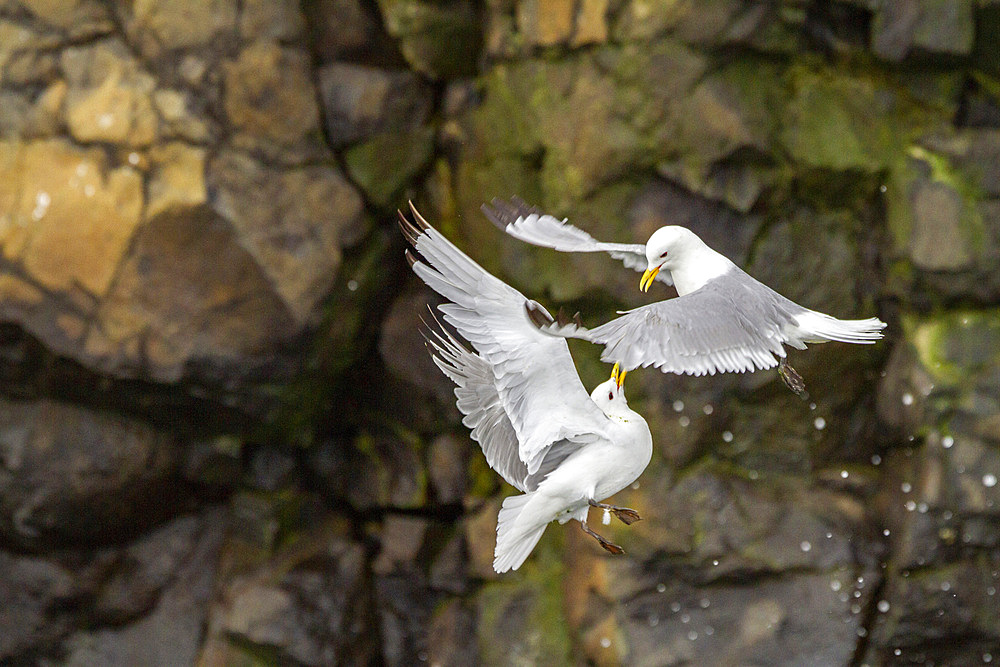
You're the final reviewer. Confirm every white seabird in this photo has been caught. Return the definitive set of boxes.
[400,203,653,573]
[483,196,887,394]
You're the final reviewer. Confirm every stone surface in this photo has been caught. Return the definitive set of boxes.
[208,149,367,324]
[64,508,227,666]
[317,63,433,147]
[0,397,176,547]
[223,42,323,160]
[0,2,997,664]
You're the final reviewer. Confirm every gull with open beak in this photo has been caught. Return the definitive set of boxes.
[484,196,886,395]
[400,203,652,573]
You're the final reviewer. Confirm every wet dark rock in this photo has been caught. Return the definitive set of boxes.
[872,0,974,61]
[64,508,227,666]
[304,0,393,65]
[621,573,870,666]
[0,551,78,660]
[201,518,375,666]
[246,444,299,492]
[376,0,481,79]
[318,63,433,147]
[310,431,426,510]
[0,398,177,548]
[426,598,477,666]
[428,434,469,505]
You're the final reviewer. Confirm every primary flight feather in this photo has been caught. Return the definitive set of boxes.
[400,203,653,573]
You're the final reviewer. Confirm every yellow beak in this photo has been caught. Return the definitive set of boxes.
[611,362,627,389]
[640,266,661,292]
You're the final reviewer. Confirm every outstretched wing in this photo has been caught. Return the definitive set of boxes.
[482,196,674,286]
[529,271,804,376]
[424,319,594,493]
[401,204,609,475]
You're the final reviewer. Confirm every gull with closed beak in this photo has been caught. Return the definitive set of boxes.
[484,196,886,395]
[400,203,653,573]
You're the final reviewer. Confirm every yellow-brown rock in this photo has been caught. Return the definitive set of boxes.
[147,142,207,219]
[208,150,366,324]
[223,42,322,158]
[127,0,237,53]
[62,40,159,147]
[0,139,143,299]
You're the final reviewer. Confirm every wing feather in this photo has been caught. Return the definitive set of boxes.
[482,197,673,286]
[401,206,610,474]
[536,271,804,376]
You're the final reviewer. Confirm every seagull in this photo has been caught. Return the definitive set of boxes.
[399,203,653,573]
[483,196,886,395]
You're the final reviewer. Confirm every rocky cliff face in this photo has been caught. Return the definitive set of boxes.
[0,0,998,665]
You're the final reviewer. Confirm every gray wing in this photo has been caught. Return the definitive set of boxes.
[531,270,806,376]
[482,196,674,286]
[401,205,611,475]
[423,321,532,491]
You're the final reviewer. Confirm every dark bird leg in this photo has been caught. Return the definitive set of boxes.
[580,521,625,555]
[589,498,641,525]
[778,357,806,396]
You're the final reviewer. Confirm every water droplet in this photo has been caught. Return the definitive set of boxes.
[825,532,832,539]
[748,470,759,480]
[128,152,140,165]
[901,482,912,493]
[800,540,812,552]
[917,502,928,513]
[904,500,916,511]
[98,112,114,128]
[705,625,714,636]
[31,190,51,220]
[984,653,993,664]
[883,529,891,537]
[941,581,951,592]
[987,587,996,596]
[84,184,96,197]
[670,602,681,613]
[679,416,690,428]
[840,470,848,479]
[600,637,611,648]
[895,649,902,656]
[648,614,659,627]
[656,583,666,593]
[712,559,719,566]
[984,474,997,488]
[880,184,887,192]
[850,603,861,614]
[814,417,826,430]
[722,431,733,443]
[878,600,890,613]
[702,404,714,415]
[699,598,710,609]
[809,402,816,410]
[347,279,359,291]
[681,613,690,624]
[75,163,88,177]
[871,454,882,465]
[673,400,684,412]
[902,393,914,406]
[942,435,954,449]
[831,580,842,592]
[853,590,862,598]
[687,630,698,641]
[857,627,867,638]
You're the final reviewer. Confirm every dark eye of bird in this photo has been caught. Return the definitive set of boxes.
[660,251,668,258]
[608,391,613,400]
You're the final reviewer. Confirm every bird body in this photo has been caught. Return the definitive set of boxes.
[486,197,886,391]
[401,203,652,573]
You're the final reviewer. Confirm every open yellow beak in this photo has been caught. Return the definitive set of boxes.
[611,362,628,389]
[640,266,661,292]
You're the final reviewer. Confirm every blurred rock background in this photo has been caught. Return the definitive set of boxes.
[0,0,998,665]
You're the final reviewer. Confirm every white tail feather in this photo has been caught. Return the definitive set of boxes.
[493,493,547,573]
[794,311,887,345]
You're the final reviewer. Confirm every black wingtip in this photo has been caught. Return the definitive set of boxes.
[525,301,554,328]
[408,201,430,231]
[481,195,543,230]
[404,249,418,268]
